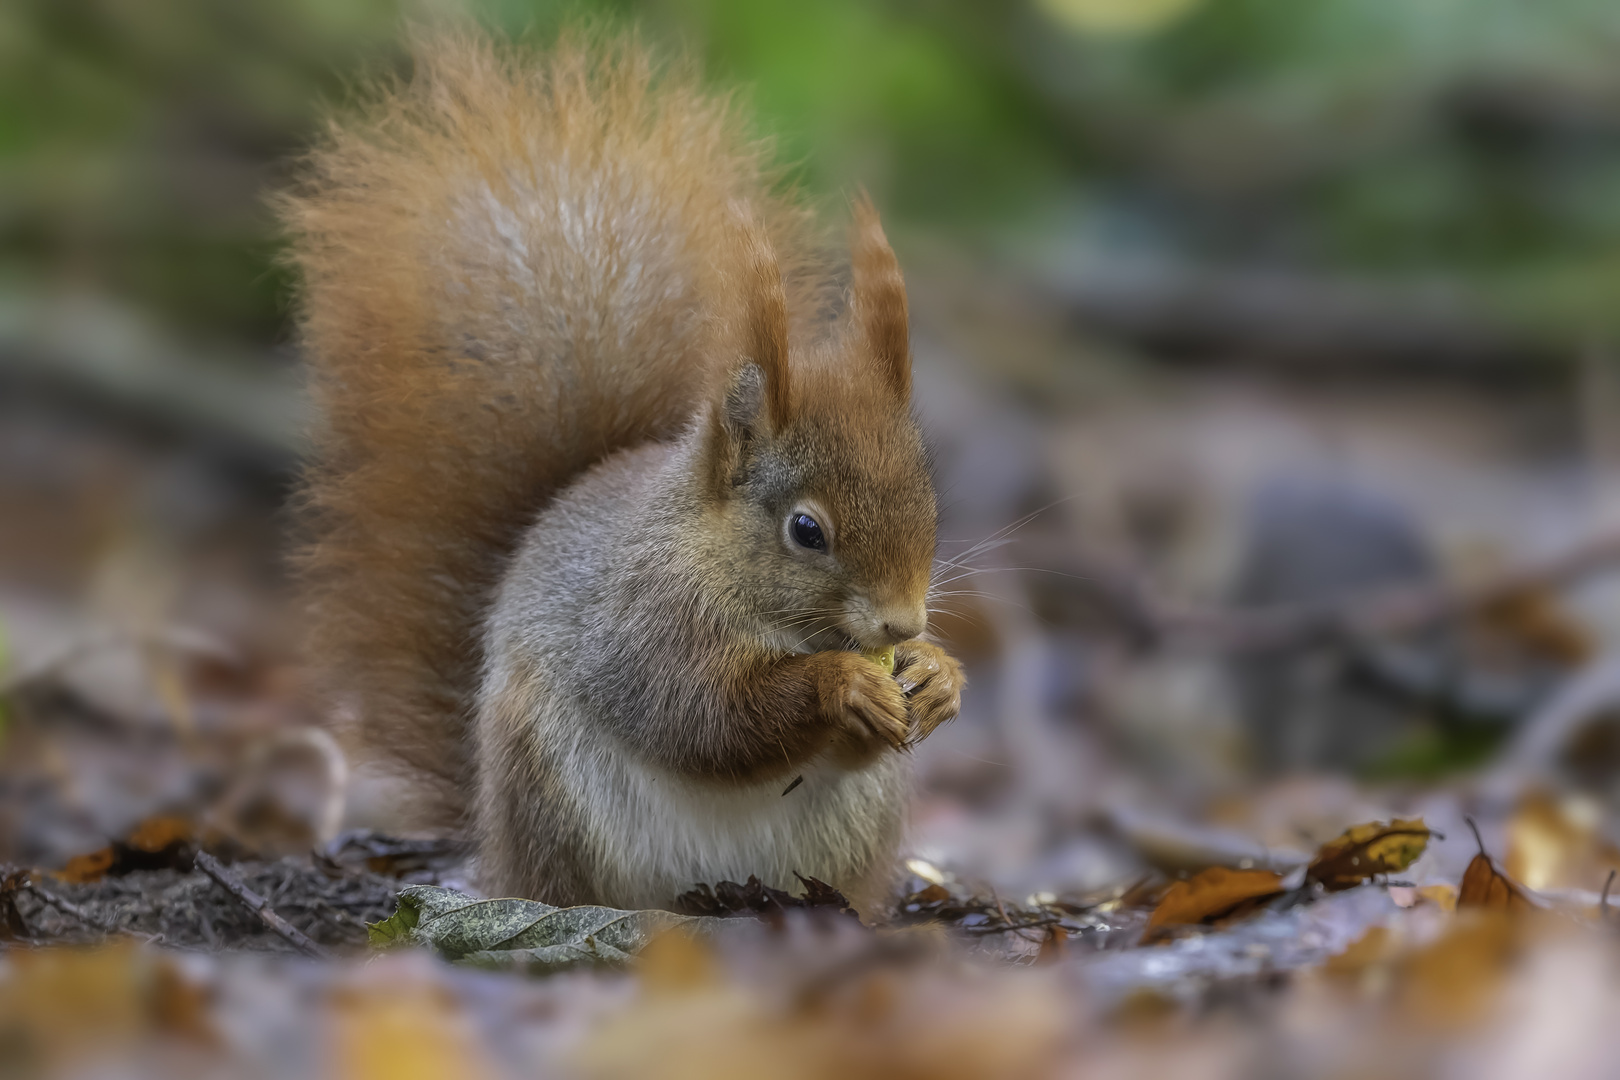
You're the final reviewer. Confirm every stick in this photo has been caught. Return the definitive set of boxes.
[24,878,119,934]
[193,851,330,959]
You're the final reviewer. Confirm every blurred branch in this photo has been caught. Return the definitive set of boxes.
[0,290,305,479]
[1050,529,1620,653]
[1048,261,1564,378]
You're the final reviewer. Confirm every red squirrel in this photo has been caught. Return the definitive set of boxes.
[279,29,964,913]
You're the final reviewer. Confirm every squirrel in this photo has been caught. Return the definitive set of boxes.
[278,28,964,915]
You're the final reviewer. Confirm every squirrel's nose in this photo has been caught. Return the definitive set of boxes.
[878,608,927,644]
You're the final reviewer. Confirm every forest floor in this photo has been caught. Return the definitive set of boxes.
[6,299,1620,1078]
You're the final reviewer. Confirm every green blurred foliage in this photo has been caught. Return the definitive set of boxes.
[5,0,1620,350]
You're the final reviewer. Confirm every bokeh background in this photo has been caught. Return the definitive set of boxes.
[9,1,1620,1076]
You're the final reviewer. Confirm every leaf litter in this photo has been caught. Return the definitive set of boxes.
[11,356,1620,1077]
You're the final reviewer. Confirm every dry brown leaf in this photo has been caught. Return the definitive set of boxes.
[1458,852,1534,912]
[1306,818,1431,891]
[55,846,116,884]
[125,815,195,854]
[52,815,200,883]
[1140,866,1285,943]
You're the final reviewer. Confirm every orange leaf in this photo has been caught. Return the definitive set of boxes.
[1141,867,1285,943]
[55,847,115,884]
[1457,852,1534,912]
[125,816,195,854]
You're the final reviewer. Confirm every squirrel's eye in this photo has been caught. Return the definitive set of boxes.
[791,513,826,551]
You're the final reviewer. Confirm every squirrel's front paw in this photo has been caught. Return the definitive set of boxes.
[813,650,909,764]
[894,641,964,746]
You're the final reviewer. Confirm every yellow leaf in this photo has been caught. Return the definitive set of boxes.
[331,976,489,1080]
[1306,818,1430,891]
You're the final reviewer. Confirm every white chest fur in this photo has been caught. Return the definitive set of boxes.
[556,725,910,910]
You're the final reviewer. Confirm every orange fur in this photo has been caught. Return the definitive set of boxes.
[280,29,966,911]
[278,29,816,829]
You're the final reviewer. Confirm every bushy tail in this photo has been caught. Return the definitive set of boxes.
[278,28,807,828]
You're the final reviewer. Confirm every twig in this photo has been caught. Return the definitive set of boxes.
[961,916,1070,936]
[193,851,330,959]
[23,878,119,934]
[1603,871,1615,921]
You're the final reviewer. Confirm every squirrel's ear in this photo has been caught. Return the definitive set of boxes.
[707,361,771,493]
[707,212,792,493]
[850,191,910,402]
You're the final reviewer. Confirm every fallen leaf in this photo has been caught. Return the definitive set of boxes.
[1141,867,1285,943]
[371,884,723,972]
[55,846,117,885]
[676,874,857,920]
[1306,818,1431,891]
[52,815,199,884]
[125,815,195,854]
[331,972,489,1080]
[1458,852,1535,912]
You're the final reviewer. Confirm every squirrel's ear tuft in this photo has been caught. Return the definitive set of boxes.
[850,190,910,403]
[731,211,793,430]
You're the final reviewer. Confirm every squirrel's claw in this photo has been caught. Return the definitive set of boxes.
[894,641,965,747]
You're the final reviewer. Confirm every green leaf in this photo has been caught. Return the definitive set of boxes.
[366,893,421,948]
[367,885,721,973]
